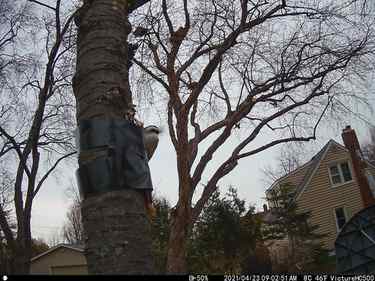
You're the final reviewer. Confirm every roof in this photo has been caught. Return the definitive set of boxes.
[30,243,85,262]
[293,140,339,200]
[265,160,314,194]
[267,139,349,201]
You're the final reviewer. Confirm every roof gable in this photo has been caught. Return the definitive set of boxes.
[267,139,350,200]
[266,161,314,193]
[294,140,349,200]
[30,244,84,262]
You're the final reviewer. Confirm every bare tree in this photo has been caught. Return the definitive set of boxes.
[62,203,83,245]
[261,143,310,186]
[130,0,375,272]
[0,151,16,273]
[62,192,83,245]
[363,126,375,165]
[48,229,64,248]
[0,0,77,273]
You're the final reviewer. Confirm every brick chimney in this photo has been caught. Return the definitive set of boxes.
[342,125,375,207]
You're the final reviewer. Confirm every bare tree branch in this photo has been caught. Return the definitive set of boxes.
[34,151,76,197]
[27,0,56,11]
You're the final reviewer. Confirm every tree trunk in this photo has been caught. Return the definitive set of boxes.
[166,204,190,273]
[13,253,29,274]
[73,0,132,121]
[12,242,31,274]
[81,190,154,274]
[74,0,154,273]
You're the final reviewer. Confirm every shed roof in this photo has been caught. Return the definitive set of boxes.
[30,243,84,262]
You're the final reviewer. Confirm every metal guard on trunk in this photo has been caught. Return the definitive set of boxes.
[76,119,153,199]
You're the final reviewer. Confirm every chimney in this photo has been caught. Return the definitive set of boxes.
[263,204,268,212]
[342,126,375,207]
[342,126,361,152]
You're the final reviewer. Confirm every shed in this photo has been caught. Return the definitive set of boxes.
[30,244,88,275]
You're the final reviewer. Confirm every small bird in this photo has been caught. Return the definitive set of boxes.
[133,26,149,37]
[143,125,160,161]
[127,43,139,69]
[142,125,160,219]
[143,190,156,219]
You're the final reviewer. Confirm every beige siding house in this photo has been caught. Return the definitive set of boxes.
[265,126,375,250]
[30,244,88,275]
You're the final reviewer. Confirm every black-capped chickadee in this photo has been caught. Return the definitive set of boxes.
[143,125,160,161]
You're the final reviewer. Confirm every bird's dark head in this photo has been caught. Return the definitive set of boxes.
[144,125,160,135]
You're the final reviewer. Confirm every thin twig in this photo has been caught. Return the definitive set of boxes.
[28,0,56,11]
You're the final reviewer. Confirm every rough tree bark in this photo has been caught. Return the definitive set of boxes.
[73,0,154,273]
[167,187,191,272]
[81,190,154,273]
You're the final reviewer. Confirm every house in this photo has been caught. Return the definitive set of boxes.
[30,244,88,274]
[265,126,375,251]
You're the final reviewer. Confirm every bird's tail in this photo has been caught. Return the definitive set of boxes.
[143,190,156,219]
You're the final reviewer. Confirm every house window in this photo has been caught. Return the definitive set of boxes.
[341,162,352,182]
[334,207,347,231]
[329,162,352,186]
